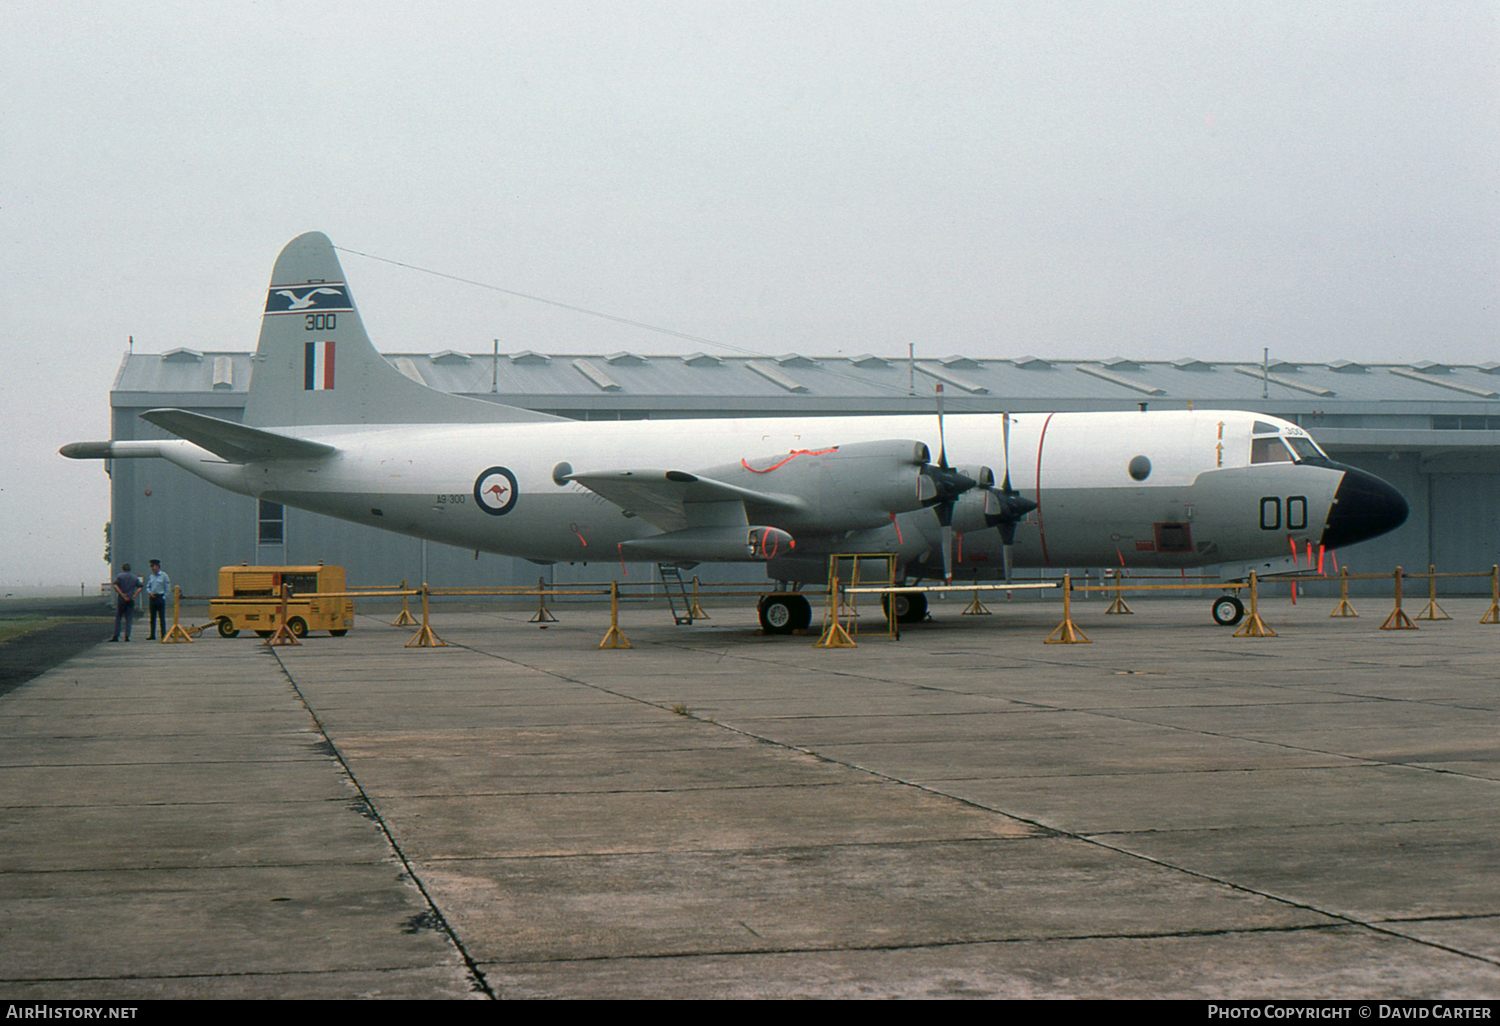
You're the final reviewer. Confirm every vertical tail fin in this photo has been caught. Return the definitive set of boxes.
[242,232,560,427]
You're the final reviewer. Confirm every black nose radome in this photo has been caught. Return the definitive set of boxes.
[1320,466,1409,549]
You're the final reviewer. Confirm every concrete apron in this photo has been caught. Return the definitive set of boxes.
[2,596,1499,998]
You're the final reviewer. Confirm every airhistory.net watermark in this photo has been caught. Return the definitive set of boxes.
[5,1008,137,1020]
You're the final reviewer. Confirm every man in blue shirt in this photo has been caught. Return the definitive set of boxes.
[145,559,171,640]
[111,564,142,642]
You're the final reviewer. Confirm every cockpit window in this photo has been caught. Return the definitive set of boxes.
[1285,436,1326,461]
[1252,421,1280,435]
[1251,437,1294,464]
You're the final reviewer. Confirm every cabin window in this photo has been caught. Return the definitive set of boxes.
[1250,437,1294,464]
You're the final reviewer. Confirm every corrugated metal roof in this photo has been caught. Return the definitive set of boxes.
[109,351,1500,412]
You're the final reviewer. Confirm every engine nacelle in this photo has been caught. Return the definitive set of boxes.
[947,488,1004,534]
[702,439,934,533]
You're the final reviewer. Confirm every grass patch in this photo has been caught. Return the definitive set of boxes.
[0,617,95,645]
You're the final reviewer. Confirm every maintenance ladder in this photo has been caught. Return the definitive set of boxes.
[657,563,695,625]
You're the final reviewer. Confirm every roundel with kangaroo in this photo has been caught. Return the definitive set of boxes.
[474,466,519,516]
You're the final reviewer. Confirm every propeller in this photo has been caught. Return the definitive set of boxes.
[983,412,1038,580]
[920,385,979,582]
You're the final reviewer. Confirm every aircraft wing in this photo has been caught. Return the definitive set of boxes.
[141,409,338,463]
[565,469,805,532]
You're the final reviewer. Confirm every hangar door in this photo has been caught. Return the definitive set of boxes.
[1429,473,1500,591]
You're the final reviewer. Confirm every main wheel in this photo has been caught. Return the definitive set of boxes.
[287,617,309,639]
[758,594,811,634]
[217,617,239,638]
[882,591,929,624]
[1212,595,1245,626]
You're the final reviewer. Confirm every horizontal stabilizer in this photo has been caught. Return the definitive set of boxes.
[141,409,338,463]
[566,469,804,533]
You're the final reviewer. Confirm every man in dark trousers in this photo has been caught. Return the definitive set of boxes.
[111,563,142,642]
[144,559,171,640]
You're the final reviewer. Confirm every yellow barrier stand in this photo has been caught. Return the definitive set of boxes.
[1483,566,1500,625]
[405,585,448,647]
[814,574,857,648]
[1330,566,1358,618]
[1476,564,1500,621]
[851,555,897,640]
[688,575,710,620]
[1415,564,1451,621]
[1233,572,1276,637]
[264,584,301,646]
[961,587,991,615]
[598,580,632,649]
[1104,572,1133,615]
[391,579,419,626]
[1044,574,1090,644]
[529,575,559,623]
[1380,567,1417,631]
[161,585,195,643]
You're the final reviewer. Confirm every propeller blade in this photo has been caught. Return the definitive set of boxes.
[1001,412,1011,491]
[935,383,948,467]
[999,519,1017,582]
[941,523,954,582]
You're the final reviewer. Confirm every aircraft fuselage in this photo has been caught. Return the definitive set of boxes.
[144,408,1392,581]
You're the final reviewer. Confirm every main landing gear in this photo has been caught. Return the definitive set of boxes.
[882,591,929,625]
[758,593,813,635]
[1212,595,1245,626]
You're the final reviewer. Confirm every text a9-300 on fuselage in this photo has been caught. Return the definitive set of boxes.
[61,231,1410,626]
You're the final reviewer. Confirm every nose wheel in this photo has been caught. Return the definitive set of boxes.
[1212,595,1245,626]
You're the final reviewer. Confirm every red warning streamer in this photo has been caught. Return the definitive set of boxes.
[741,447,839,474]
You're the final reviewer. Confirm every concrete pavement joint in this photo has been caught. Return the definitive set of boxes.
[1081,833,1500,970]
[444,637,1056,831]
[266,646,498,1000]
[439,633,1500,974]
[475,920,1364,968]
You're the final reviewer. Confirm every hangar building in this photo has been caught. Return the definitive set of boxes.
[98,349,1500,597]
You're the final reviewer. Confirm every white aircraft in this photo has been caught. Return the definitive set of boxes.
[63,232,1408,632]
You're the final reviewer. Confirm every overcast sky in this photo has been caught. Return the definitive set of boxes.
[3,1,1496,587]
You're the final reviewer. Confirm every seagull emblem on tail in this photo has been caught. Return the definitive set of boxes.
[276,287,343,310]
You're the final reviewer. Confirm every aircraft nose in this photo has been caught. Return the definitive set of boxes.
[1320,465,1409,549]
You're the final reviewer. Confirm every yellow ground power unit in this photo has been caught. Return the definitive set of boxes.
[209,564,354,639]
